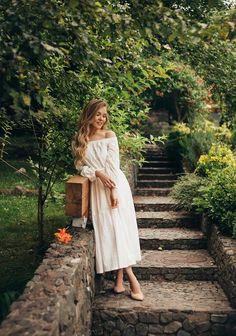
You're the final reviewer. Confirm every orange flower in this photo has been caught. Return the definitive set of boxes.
[54,228,72,244]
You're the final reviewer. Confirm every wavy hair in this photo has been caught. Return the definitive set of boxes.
[72,98,108,168]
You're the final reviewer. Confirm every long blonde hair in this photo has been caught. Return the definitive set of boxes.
[72,98,108,168]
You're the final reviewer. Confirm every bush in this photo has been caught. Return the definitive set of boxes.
[167,120,233,172]
[194,143,236,177]
[170,173,209,212]
[193,166,236,237]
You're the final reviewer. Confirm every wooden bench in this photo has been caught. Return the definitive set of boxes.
[65,175,90,228]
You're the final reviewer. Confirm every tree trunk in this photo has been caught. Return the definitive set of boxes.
[37,185,44,247]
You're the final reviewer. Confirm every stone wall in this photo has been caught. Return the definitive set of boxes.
[205,218,236,308]
[0,227,95,336]
[122,161,138,194]
[92,308,236,336]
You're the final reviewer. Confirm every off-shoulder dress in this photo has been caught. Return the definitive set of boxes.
[76,136,141,274]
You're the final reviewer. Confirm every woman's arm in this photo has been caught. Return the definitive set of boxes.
[103,131,120,187]
[76,164,104,182]
[95,170,116,188]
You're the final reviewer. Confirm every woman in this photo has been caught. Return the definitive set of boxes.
[72,98,144,301]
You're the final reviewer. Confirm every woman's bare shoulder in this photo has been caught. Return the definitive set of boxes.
[105,130,116,138]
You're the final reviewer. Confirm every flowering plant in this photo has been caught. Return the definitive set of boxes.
[195,143,236,177]
[54,228,72,244]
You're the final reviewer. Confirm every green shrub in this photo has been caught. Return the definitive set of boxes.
[170,173,209,212]
[0,290,21,322]
[167,121,234,172]
[194,143,236,177]
[193,166,236,237]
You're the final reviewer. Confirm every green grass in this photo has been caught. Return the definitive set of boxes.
[0,195,69,293]
[0,159,66,193]
[0,195,69,322]
[0,159,35,189]
[0,155,71,321]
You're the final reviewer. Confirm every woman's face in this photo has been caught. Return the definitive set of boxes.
[90,105,107,130]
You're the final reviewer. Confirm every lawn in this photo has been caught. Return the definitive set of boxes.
[0,195,68,291]
[0,159,65,193]
[0,158,70,322]
[0,159,34,189]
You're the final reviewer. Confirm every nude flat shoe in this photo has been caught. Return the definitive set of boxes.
[130,290,144,301]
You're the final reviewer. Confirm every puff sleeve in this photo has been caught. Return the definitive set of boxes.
[76,164,104,182]
[103,136,120,187]
[75,136,120,184]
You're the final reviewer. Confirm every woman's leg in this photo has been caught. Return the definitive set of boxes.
[114,268,125,290]
[124,266,142,294]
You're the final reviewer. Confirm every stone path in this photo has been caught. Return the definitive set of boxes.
[92,145,236,335]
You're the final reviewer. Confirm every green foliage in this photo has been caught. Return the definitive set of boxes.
[178,38,236,127]
[195,143,236,177]
[171,141,236,237]
[0,290,21,322]
[163,0,229,20]
[167,120,234,171]
[170,165,236,238]
[1,0,235,244]
[145,54,210,126]
[170,173,209,211]
[0,159,34,189]
[0,108,14,159]
[193,166,236,237]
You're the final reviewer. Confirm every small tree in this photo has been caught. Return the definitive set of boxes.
[25,96,76,247]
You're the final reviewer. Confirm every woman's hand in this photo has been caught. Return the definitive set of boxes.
[110,187,119,208]
[95,170,116,189]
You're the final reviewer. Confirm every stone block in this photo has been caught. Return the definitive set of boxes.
[138,312,159,323]
[104,320,116,332]
[177,330,191,336]
[173,312,187,322]
[123,324,136,336]
[210,314,228,324]
[196,322,211,333]
[116,317,125,331]
[148,324,164,334]
[111,330,121,336]
[160,312,173,324]
[120,312,138,324]
[135,322,149,335]
[164,321,182,333]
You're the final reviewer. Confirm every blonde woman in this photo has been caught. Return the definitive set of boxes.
[72,98,144,301]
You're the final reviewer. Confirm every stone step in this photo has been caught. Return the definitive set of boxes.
[137,180,176,188]
[105,250,217,282]
[144,145,166,153]
[136,211,200,228]
[134,196,179,212]
[138,227,207,250]
[144,155,170,161]
[139,167,180,174]
[135,250,217,281]
[143,161,180,168]
[92,280,235,336]
[138,173,180,180]
[144,157,179,165]
[135,187,171,196]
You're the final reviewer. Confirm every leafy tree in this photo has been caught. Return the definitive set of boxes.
[163,0,230,20]
[1,0,236,246]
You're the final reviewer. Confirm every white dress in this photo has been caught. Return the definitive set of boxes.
[76,136,142,274]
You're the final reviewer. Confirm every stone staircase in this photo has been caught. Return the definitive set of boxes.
[91,145,235,336]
